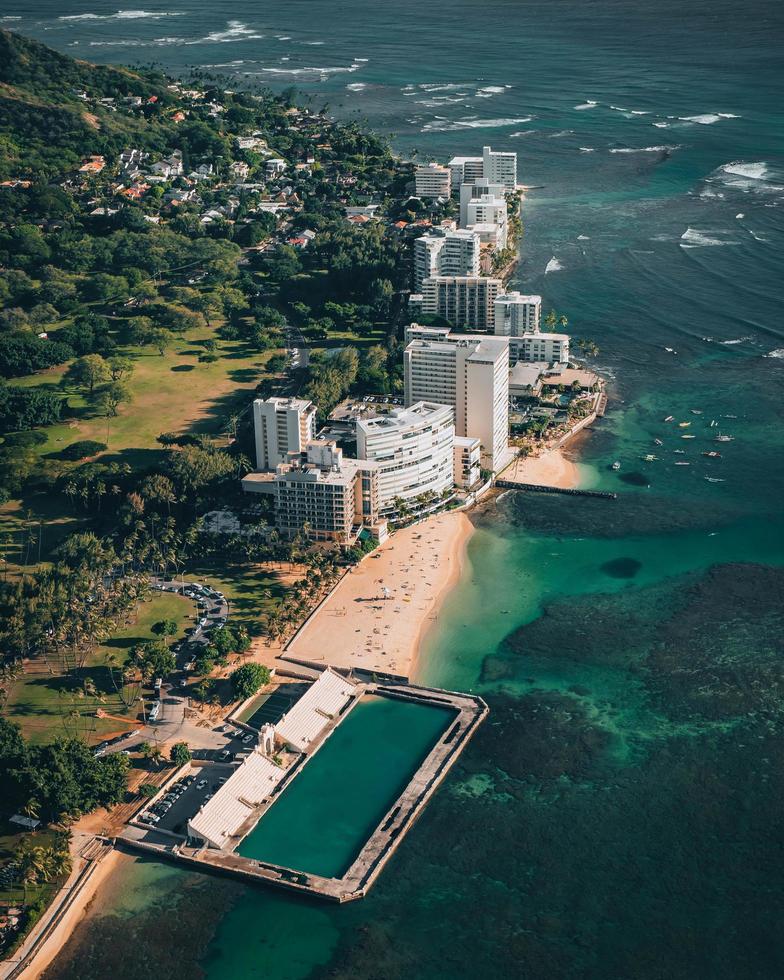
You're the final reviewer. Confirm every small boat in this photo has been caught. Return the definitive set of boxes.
[715,434,734,442]
[722,414,738,419]
[664,415,674,422]
[674,461,691,466]
[611,461,621,471]
[702,451,722,458]
[674,449,686,454]
[641,454,658,462]
[705,476,725,483]
[654,438,663,446]
[681,434,696,440]
[710,419,717,427]
[664,347,677,353]
[690,409,703,415]
[679,422,691,428]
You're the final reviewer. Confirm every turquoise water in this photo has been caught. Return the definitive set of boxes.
[237,695,454,878]
[35,0,784,977]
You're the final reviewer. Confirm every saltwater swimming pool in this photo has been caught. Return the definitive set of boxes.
[237,694,455,879]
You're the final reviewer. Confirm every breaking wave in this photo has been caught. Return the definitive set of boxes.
[60,9,185,20]
[680,228,739,248]
[422,115,533,132]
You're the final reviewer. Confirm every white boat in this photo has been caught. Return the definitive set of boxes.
[641,454,658,462]
[704,476,725,483]
[674,461,690,466]
[664,415,674,422]
[679,421,691,428]
[681,434,696,440]
[674,449,686,454]
[715,434,734,442]
[690,409,703,415]
[654,438,663,446]
[611,461,621,471]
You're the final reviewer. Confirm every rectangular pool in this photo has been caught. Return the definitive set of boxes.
[237,694,455,879]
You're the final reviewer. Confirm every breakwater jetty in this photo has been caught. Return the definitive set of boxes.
[495,480,617,499]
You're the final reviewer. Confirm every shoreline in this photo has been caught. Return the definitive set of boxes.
[5,843,124,980]
[281,511,474,682]
[500,445,582,489]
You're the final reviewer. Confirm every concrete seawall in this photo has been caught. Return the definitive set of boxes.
[119,682,487,902]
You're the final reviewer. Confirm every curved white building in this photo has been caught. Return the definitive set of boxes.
[356,402,455,513]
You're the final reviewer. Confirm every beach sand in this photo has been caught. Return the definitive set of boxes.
[20,844,127,980]
[502,447,581,489]
[282,511,473,681]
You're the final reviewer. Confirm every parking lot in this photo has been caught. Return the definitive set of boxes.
[136,726,262,836]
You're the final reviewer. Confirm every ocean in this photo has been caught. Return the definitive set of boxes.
[11,0,784,976]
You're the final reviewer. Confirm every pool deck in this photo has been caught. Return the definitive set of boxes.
[118,681,488,902]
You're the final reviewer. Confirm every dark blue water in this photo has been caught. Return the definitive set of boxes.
[26,1,784,977]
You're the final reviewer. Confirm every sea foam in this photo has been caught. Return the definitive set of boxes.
[680,228,739,248]
[423,116,533,132]
[60,9,185,20]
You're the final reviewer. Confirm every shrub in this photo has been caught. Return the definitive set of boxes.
[1,430,47,448]
[61,439,107,460]
[231,662,270,701]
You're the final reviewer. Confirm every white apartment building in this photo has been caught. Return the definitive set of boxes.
[453,436,481,488]
[464,194,508,250]
[404,333,510,472]
[448,155,484,192]
[508,332,570,365]
[265,158,287,179]
[356,402,455,513]
[494,292,542,335]
[482,145,517,190]
[448,146,517,192]
[270,441,382,545]
[419,275,502,331]
[252,397,316,471]
[459,180,507,226]
[414,162,452,199]
[412,229,480,291]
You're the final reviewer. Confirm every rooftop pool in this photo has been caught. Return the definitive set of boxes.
[237,694,455,879]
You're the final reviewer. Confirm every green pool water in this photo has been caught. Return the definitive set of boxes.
[237,694,455,879]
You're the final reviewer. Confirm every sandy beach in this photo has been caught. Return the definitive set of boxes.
[282,511,473,681]
[501,447,581,489]
[12,843,126,980]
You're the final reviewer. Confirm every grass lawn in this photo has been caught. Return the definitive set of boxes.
[1,326,277,570]
[3,592,192,746]
[182,560,289,637]
[12,326,273,465]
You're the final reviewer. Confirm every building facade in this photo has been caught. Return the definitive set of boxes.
[508,332,570,365]
[413,230,480,291]
[252,397,316,471]
[418,275,502,331]
[403,333,510,472]
[447,155,484,192]
[414,162,452,198]
[356,402,456,513]
[494,292,542,335]
[271,441,382,545]
[458,179,507,226]
[447,146,517,192]
[482,145,517,190]
[453,436,481,488]
[464,194,508,250]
